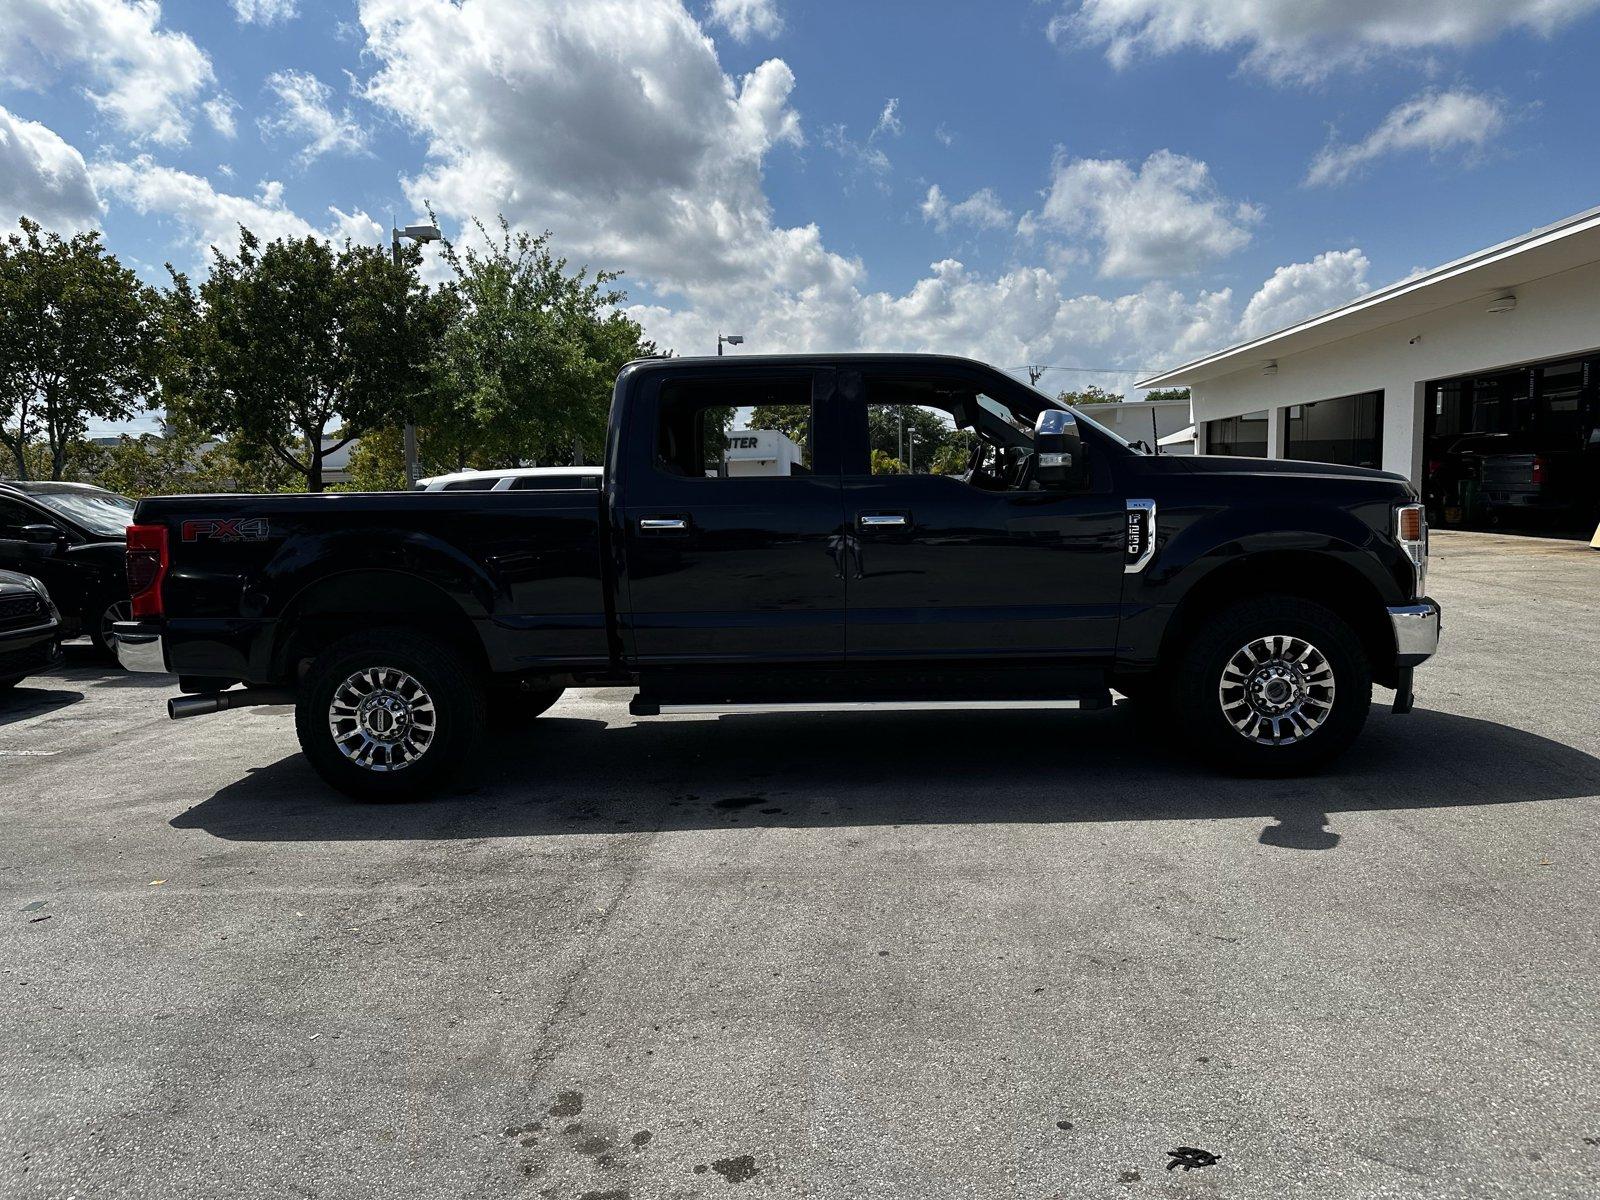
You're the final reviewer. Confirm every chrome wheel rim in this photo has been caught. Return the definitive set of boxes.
[1218,634,1335,745]
[327,667,437,772]
[101,600,132,648]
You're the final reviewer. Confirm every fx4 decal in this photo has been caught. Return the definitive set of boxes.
[181,517,270,543]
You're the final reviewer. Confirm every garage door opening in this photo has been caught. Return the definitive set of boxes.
[1424,354,1600,534]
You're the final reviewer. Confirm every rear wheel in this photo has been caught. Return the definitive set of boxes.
[90,598,132,661]
[295,629,485,801]
[1170,596,1371,774]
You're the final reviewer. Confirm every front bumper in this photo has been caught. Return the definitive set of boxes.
[0,622,62,679]
[1388,599,1441,665]
[114,620,169,674]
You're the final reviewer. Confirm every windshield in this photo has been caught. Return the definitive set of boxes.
[31,488,136,538]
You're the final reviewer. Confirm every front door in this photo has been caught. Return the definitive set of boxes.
[619,367,846,665]
[841,368,1125,664]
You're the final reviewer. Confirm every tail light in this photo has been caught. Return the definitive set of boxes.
[1395,503,1427,599]
[126,524,168,618]
[1531,455,1546,486]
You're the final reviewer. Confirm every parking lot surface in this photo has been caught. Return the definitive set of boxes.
[2,530,1597,1199]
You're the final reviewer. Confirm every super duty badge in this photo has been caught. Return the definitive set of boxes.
[1124,499,1156,574]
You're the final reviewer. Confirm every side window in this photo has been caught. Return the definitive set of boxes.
[441,478,499,491]
[656,378,813,479]
[863,378,1036,489]
[0,499,36,537]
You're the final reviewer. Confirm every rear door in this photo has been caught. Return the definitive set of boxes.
[619,366,846,664]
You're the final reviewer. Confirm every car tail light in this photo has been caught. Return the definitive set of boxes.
[126,523,168,618]
[1531,455,1546,486]
[1395,503,1427,599]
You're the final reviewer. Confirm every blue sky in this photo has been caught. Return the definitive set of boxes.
[4,0,1600,435]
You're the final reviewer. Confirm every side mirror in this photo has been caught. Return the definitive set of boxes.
[1034,409,1088,490]
[20,523,66,545]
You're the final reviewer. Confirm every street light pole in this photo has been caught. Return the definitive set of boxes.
[393,221,441,488]
[717,333,744,356]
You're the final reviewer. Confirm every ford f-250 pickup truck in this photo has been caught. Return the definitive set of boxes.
[116,354,1440,799]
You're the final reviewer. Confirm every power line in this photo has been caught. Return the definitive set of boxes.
[1011,363,1158,379]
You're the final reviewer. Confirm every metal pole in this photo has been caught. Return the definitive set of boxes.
[717,335,723,356]
[1151,407,1160,455]
[396,228,419,489]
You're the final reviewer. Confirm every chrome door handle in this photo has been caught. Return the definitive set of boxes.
[858,513,908,528]
[639,517,688,532]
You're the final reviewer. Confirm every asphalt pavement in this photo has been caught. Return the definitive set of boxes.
[2,529,1597,1200]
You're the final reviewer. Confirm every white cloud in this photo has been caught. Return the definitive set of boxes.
[1052,0,1600,81]
[1029,149,1259,279]
[706,0,782,41]
[872,98,902,140]
[921,184,1012,233]
[0,0,215,145]
[0,104,100,232]
[1305,89,1506,186]
[91,156,382,262]
[260,69,370,164]
[203,95,238,139]
[362,0,816,296]
[350,0,1287,392]
[1237,248,1370,339]
[231,0,298,24]
[934,123,955,147]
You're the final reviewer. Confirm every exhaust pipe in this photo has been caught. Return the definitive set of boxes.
[168,689,296,720]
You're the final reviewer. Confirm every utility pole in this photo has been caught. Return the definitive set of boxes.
[393,220,441,488]
[1028,365,1046,386]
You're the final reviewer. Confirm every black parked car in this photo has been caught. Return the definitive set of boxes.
[0,481,135,657]
[0,568,62,690]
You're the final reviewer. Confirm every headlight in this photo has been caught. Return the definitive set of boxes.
[24,575,60,619]
[1395,503,1427,599]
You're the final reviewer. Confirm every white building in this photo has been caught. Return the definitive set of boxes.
[1081,398,1194,455]
[1137,205,1600,521]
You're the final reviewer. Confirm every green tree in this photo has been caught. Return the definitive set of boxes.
[161,228,448,492]
[1141,387,1190,403]
[0,219,159,480]
[1057,385,1123,406]
[340,426,406,492]
[416,216,657,473]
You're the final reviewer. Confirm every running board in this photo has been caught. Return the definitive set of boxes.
[629,694,1112,717]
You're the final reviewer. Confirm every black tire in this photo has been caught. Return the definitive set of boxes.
[1169,595,1371,775]
[489,685,565,729]
[295,628,486,801]
[89,597,132,662]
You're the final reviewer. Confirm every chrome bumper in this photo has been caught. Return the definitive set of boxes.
[1388,600,1440,664]
[114,621,169,673]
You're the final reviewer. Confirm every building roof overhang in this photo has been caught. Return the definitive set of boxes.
[1137,204,1600,390]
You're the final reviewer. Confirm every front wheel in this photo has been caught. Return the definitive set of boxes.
[1171,596,1371,774]
[295,629,486,801]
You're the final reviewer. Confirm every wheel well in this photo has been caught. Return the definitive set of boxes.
[1159,552,1397,688]
[273,571,487,682]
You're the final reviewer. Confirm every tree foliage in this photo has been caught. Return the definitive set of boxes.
[1141,387,1190,404]
[0,219,159,480]
[415,216,656,473]
[1057,385,1123,406]
[160,228,449,491]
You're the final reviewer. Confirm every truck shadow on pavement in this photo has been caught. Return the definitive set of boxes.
[173,701,1600,850]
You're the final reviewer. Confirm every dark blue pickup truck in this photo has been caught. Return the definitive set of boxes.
[117,354,1439,799]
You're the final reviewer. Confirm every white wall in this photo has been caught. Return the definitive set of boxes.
[1085,399,1192,447]
[1190,256,1600,482]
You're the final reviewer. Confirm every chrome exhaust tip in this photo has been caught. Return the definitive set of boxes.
[168,689,295,720]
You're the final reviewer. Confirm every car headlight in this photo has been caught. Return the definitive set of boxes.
[24,575,60,620]
[1395,503,1427,599]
